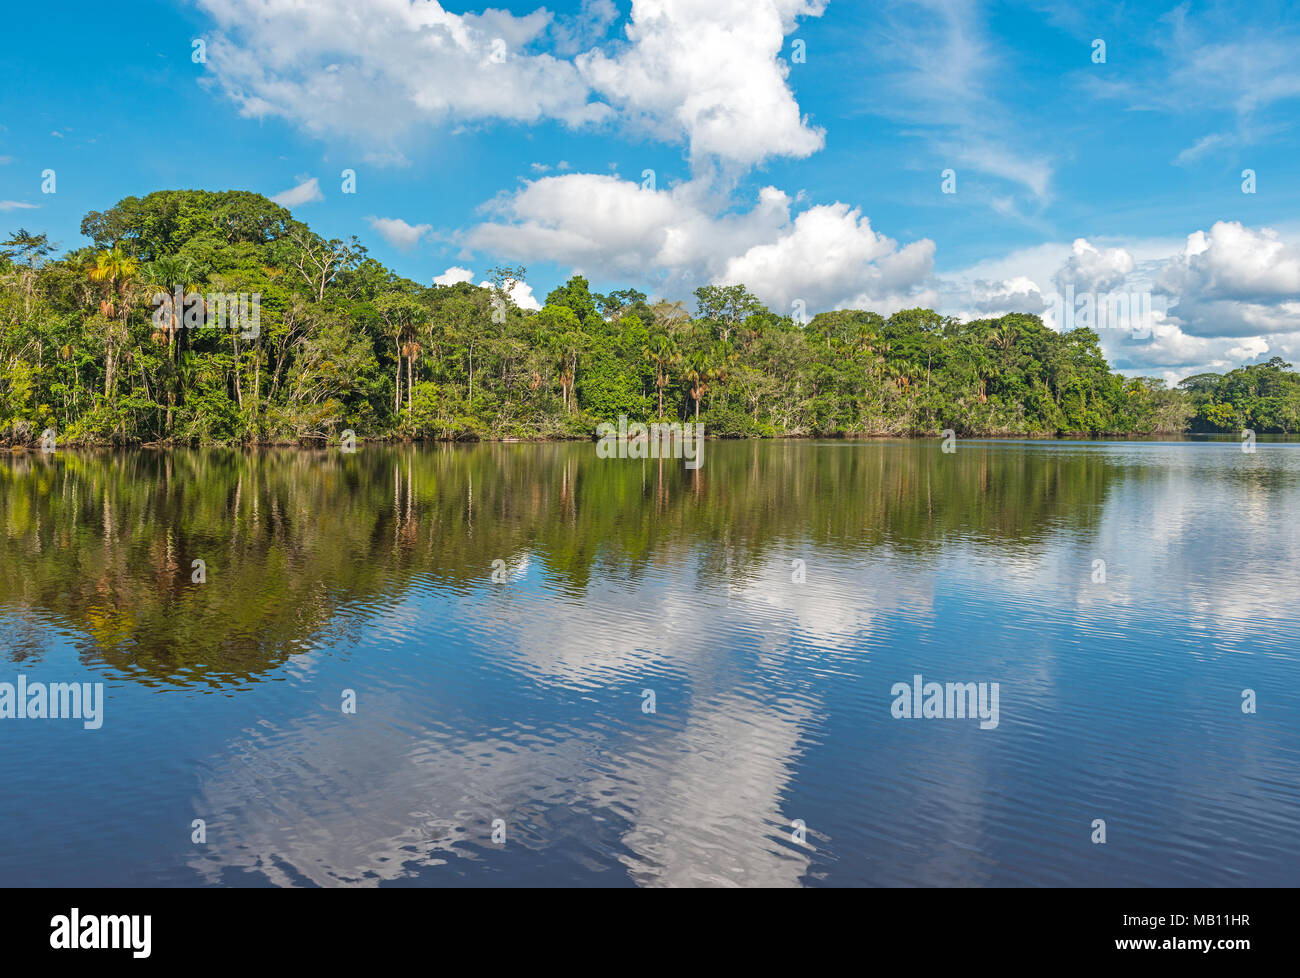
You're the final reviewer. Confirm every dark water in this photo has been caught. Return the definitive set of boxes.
[1,439,1297,887]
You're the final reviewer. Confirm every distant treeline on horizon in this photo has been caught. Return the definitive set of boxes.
[3,189,1298,446]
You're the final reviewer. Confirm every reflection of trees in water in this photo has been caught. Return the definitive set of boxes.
[0,442,1117,685]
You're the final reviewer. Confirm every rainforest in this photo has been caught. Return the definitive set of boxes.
[2,189,1297,446]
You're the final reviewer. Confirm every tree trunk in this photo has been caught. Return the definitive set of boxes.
[394,344,402,413]
[253,337,262,420]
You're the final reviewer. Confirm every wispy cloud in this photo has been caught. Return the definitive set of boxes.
[366,216,432,251]
[270,176,323,208]
[853,0,1055,207]
[1086,4,1300,164]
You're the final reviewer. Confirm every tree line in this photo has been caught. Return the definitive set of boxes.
[1,189,1293,445]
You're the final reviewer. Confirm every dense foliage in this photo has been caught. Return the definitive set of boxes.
[0,188,1284,445]
[1178,358,1300,434]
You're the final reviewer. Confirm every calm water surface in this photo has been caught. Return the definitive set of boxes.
[1,440,1297,886]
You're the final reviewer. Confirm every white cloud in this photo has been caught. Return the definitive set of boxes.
[1173,132,1230,167]
[1090,10,1300,163]
[270,176,323,208]
[196,0,824,166]
[432,265,541,309]
[549,0,618,56]
[366,216,432,250]
[466,173,935,314]
[1053,238,1135,294]
[963,276,1047,316]
[1157,222,1300,338]
[717,200,936,314]
[433,266,476,286]
[198,0,607,154]
[576,0,827,166]
[481,278,542,310]
[938,222,1300,381]
[0,201,39,211]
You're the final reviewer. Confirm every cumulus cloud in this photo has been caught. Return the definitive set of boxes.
[433,266,476,286]
[576,0,828,165]
[466,173,935,315]
[717,200,936,313]
[1157,222,1300,337]
[431,266,541,309]
[198,0,607,150]
[938,222,1300,381]
[482,278,542,311]
[1052,238,1135,294]
[366,216,432,250]
[270,176,323,208]
[964,276,1047,316]
[196,0,824,166]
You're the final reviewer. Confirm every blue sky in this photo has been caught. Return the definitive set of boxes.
[2,0,1299,382]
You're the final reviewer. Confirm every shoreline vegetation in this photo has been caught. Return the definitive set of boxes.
[3,431,1274,453]
[4,189,1300,448]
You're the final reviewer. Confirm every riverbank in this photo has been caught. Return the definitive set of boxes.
[2,426,1221,451]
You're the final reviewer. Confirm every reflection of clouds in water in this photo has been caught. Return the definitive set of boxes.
[738,552,936,653]
[487,578,681,685]
[482,553,938,684]
[900,448,1300,652]
[189,689,815,887]
[190,555,856,886]
[1085,454,1300,642]
[188,542,950,886]
[609,694,814,887]
[191,700,581,886]
[188,548,957,886]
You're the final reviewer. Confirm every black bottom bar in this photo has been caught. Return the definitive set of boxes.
[4,888,1282,965]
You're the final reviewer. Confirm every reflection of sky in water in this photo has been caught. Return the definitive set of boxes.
[0,441,1298,886]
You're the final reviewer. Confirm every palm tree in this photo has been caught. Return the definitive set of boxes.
[554,333,583,414]
[643,334,678,418]
[709,340,737,409]
[683,350,712,421]
[376,293,424,414]
[401,338,421,416]
[989,321,1018,353]
[88,247,139,402]
[144,258,210,339]
[853,326,879,357]
[141,256,204,435]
